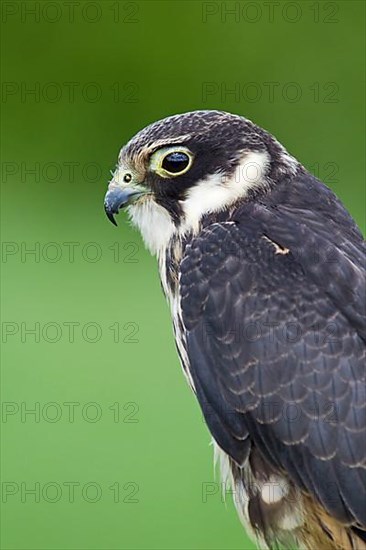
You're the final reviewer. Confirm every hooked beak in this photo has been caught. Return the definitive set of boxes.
[104,187,145,226]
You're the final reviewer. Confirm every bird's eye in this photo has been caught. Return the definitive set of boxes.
[149,146,193,178]
[162,152,190,174]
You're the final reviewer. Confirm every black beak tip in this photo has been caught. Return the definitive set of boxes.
[104,187,143,227]
[104,202,118,226]
[107,211,118,226]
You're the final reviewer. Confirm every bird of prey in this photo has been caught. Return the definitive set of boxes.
[104,111,366,550]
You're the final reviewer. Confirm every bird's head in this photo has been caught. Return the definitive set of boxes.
[104,110,298,256]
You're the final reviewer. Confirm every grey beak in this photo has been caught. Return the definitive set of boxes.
[104,187,143,226]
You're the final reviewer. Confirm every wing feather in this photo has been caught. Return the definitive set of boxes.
[180,201,366,527]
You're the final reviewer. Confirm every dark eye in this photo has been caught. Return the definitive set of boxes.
[162,152,190,174]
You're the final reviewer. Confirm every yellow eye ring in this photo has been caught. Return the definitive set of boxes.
[149,146,193,178]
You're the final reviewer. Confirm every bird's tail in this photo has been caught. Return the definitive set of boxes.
[295,498,366,550]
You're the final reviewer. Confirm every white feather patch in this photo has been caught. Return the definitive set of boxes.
[181,150,270,233]
[260,476,289,504]
[128,199,176,256]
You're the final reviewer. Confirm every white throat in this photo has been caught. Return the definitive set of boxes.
[127,199,176,257]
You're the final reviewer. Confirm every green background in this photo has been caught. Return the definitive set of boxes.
[1,1,365,549]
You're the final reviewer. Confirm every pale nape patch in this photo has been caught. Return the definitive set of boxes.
[181,150,270,233]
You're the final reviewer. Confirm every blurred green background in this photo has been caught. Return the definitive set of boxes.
[1,1,365,549]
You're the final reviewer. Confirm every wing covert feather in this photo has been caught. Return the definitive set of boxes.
[180,216,366,527]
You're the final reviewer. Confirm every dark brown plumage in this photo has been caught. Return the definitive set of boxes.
[104,111,366,549]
